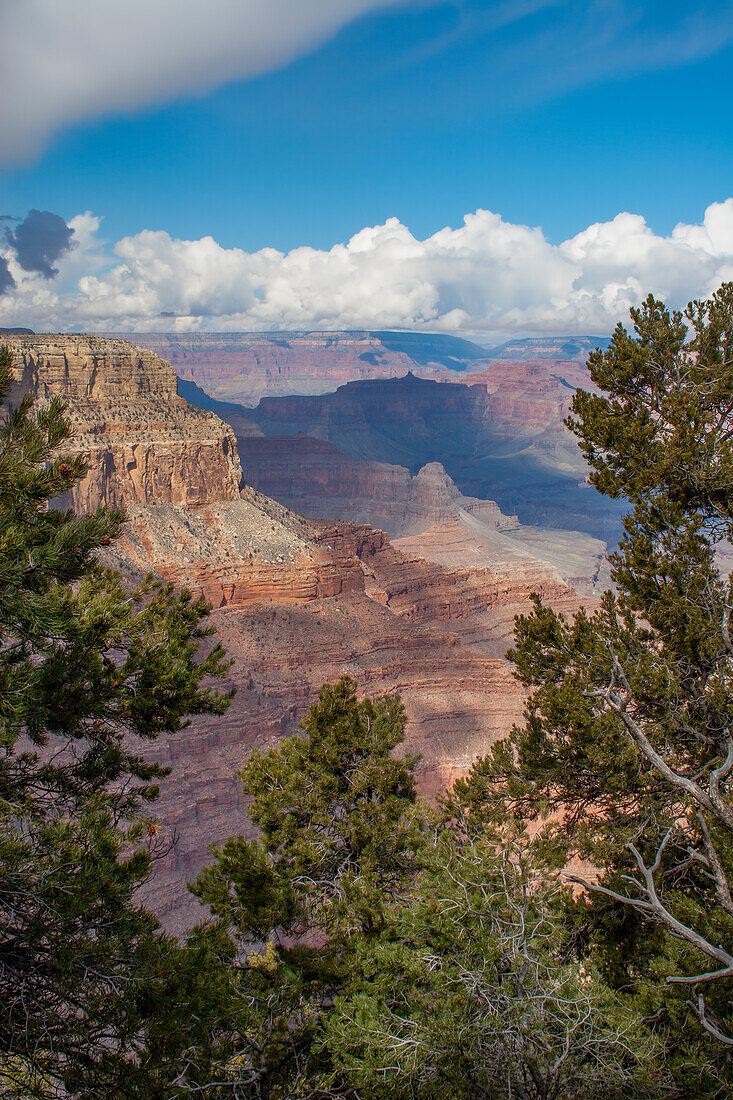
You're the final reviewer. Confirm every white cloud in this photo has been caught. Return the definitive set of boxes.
[0,0,401,163]
[2,201,733,336]
[3,2,732,165]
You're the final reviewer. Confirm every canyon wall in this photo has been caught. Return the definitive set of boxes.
[242,368,625,544]
[235,434,517,536]
[4,334,242,511]
[249,367,585,469]
[126,330,489,406]
[3,333,593,932]
[126,330,607,407]
[232,431,608,594]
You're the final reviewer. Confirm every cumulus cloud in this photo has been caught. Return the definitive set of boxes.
[2,201,733,336]
[0,0,402,164]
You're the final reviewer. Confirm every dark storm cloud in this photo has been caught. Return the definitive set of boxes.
[0,256,16,295]
[4,210,74,278]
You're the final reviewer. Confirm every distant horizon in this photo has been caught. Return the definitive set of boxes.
[2,325,613,348]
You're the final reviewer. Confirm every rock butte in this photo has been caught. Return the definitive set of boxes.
[2,333,592,932]
[230,364,625,546]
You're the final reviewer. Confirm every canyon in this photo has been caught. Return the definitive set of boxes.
[232,435,608,596]
[142,327,622,553]
[127,330,491,405]
[127,331,611,409]
[176,353,620,588]
[2,332,595,932]
[231,367,625,545]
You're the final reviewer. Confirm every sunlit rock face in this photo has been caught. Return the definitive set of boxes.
[3,333,592,932]
[4,334,243,510]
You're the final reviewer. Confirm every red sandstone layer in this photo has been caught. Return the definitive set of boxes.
[4,333,594,932]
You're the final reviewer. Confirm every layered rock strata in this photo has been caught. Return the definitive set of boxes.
[240,369,625,544]
[123,330,490,405]
[4,333,591,932]
[4,334,242,510]
[392,520,609,598]
[485,336,610,361]
[232,433,606,594]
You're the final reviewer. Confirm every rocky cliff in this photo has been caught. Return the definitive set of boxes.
[125,330,607,407]
[240,368,625,544]
[235,434,516,535]
[249,366,586,471]
[4,334,242,510]
[4,333,592,931]
[485,336,610,361]
[233,431,608,594]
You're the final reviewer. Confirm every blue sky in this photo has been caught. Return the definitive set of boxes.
[1,0,732,334]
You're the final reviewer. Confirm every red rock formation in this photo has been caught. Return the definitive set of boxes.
[139,594,528,927]
[3,334,242,510]
[313,524,571,624]
[392,520,609,598]
[4,333,593,932]
[124,332,598,415]
[245,369,591,496]
[106,499,369,609]
[485,336,608,363]
[463,358,594,436]
[125,331,446,405]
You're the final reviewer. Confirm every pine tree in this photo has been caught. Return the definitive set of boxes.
[0,345,235,1097]
[192,675,427,1097]
[324,838,665,1100]
[450,285,733,1084]
[194,677,661,1099]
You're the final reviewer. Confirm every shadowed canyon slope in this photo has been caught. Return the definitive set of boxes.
[178,355,620,587]
[2,332,589,931]
[232,435,608,596]
[235,366,626,545]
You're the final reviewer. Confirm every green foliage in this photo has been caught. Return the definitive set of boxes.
[571,286,733,519]
[195,678,663,1099]
[325,840,665,1100]
[449,285,733,1086]
[0,345,235,1097]
[196,676,426,939]
[192,675,427,1095]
